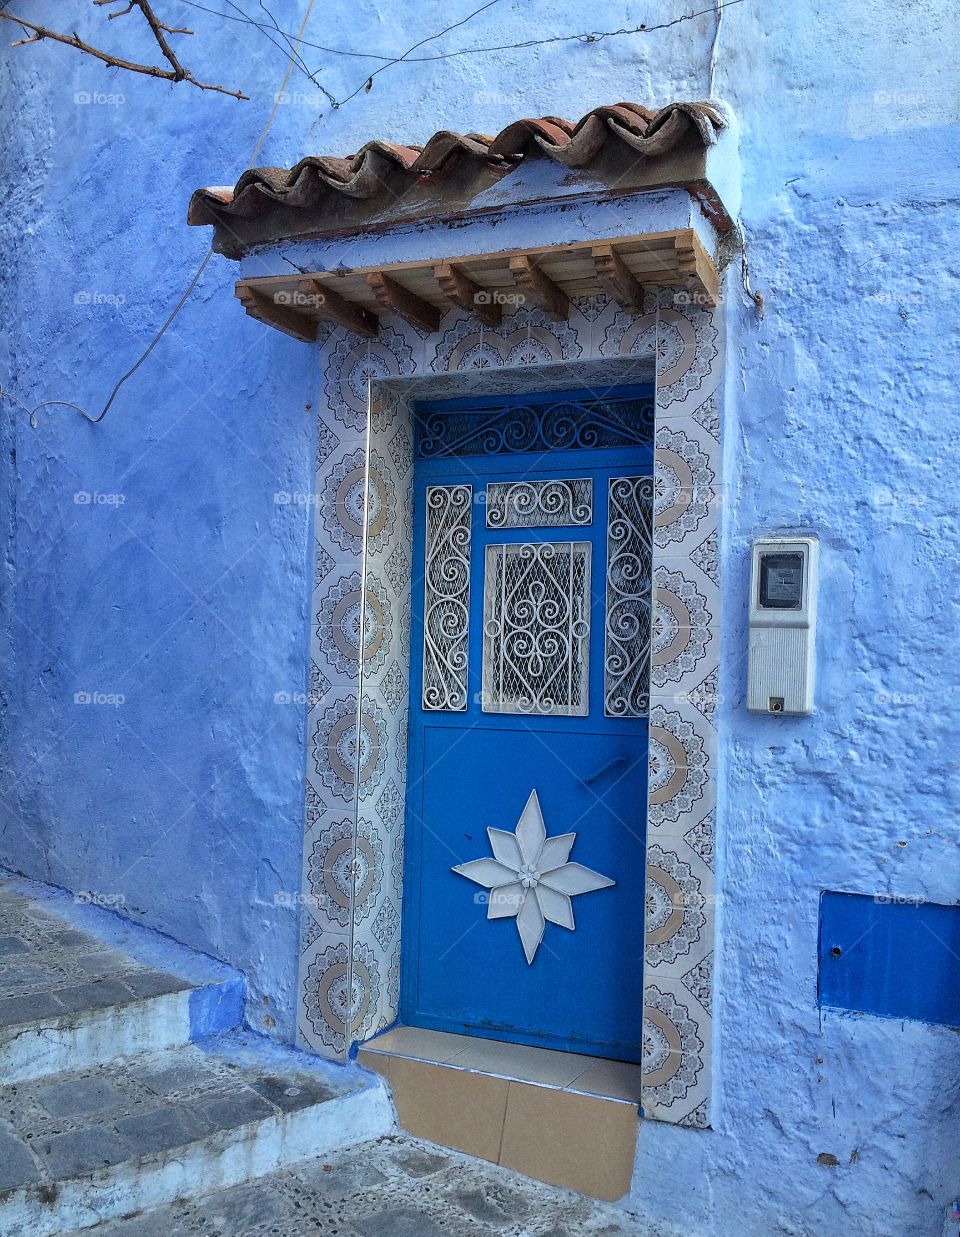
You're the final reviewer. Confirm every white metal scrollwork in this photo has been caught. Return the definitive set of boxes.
[422,484,472,711]
[482,541,591,716]
[486,478,593,529]
[604,476,653,718]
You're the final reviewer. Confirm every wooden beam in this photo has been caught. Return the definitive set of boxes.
[508,255,569,321]
[366,272,442,334]
[433,262,501,326]
[674,230,719,308]
[297,278,378,338]
[235,283,317,343]
[592,244,645,314]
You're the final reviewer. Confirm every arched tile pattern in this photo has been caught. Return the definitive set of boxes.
[295,288,723,1131]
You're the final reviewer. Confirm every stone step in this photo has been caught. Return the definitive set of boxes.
[72,1133,651,1236]
[0,1031,393,1235]
[0,877,244,1084]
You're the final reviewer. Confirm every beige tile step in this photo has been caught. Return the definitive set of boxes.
[359,1026,641,1201]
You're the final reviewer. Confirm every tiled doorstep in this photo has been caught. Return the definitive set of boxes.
[357,1031,640,1201]
[358,1025,643,1104]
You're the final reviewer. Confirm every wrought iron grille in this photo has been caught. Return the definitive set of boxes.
[415,394,654,459]
[422,484,472,711]
[482,541,591,717]
[604,476,653,718]
[486,478,593,529]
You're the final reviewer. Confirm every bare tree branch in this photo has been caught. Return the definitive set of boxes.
[96,0,193,33]
[1,0,247,99]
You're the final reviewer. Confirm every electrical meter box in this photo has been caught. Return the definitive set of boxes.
[747,536,819,714]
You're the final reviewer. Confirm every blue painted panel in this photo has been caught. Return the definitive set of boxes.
[818,891,960,1027]
[402,386,653,1062]
[410,726,648,1061]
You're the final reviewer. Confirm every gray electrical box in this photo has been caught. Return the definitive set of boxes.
[747,536,819,714]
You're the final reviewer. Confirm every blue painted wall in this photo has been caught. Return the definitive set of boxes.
[0,0,327,1039]
[819,892,960,1027]
[2,0,959,1232]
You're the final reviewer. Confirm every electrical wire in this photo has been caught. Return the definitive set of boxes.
[175,0,747,77]
[336,0,505,108]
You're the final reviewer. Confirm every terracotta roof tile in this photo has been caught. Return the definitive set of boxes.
[188,100,725,232]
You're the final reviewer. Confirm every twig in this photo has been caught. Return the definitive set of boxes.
[100,2,136,19]
[0,3,247,98]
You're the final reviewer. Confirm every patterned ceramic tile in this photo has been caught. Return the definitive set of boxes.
[647,698,717,834]
[309,692,389,805]
[651,563,720,701]
[321,326,418,433]
[600,297,719,412]
[316,447,398,558]
[644,837,715,982]
[296,933,382,1058]
[428,305,584,373]
[304,813,386,931]
[641,976,711,1126]
[315,571,394,680]
[653,423,721,557]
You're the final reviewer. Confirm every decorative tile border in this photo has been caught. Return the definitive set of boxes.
[296,291,723,1132]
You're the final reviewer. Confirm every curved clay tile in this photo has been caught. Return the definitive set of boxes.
[488,116,576,159]
[612,102,726,156]
[410,131,498,174]
[187,100,727,226]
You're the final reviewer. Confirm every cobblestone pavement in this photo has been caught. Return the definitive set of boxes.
[0,884,191,1028]
[87,1134,665,1236]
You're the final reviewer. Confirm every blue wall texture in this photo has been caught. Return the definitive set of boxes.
[2,0,959,1232]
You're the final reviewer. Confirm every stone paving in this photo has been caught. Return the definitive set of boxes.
[0,884,191,1029]
[86,1133,661,1236]
[0,1033,348,1194]
[0,880,664,1237]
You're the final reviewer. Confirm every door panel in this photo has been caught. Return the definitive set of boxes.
[402,386,653,1062]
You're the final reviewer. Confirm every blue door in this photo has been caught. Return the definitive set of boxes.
[402,386,653,1063]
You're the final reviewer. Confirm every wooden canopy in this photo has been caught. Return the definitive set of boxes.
[234,229,718,343]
